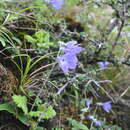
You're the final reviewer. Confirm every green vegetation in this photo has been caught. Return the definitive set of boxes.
[0,0,130,129]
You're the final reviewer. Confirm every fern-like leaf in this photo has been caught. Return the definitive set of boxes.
[12,95,28,114]
[28,103,56,119]
[38,104,56,119]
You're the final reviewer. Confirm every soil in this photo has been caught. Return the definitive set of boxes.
[0,111,28,130]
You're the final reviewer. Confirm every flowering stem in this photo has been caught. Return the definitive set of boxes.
[90,106,98,130]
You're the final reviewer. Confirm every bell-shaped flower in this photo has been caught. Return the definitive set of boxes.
[57,53,78,73]
[97,101,112,113]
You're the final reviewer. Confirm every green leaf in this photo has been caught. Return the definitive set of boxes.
[35,126,44,130]
[35,30,44,42]
[0,102,16,114]
[0,37,6,46]
[67,118,89,130]
[24,35,36,43]
[17,112,30,126]
[35,30,50,43]
[38,104,56,119]
[43,32,50,42]
[37,42,54,48]
[27,90,36,97]
[28,103,56,119]
[45,42,54,46]
[12,95,28,114]
[37,42,45,48]
[12,37,22,45]
[28,111,41,117]
[35,97,42,105]
[0,102,30,126]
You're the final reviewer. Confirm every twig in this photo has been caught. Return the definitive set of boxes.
[120,86,130,98]
[56,82,69,95]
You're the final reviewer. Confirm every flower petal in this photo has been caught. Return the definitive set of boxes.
[64,54,78,69]
[95,120,101,126]
[57,54,78,73]
[102,101,112,113]
[57,55,69,73]
[98,61,109,69]
[63,41,84,55]
[49,0,63,10]
[85,99,91,108]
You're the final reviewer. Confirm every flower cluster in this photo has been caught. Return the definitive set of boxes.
[85,99,112,127]
[57,41,83,73]
[86,99,112,113]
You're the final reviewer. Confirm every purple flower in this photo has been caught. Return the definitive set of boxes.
[49,0,64,10]
[95,120,101,126]
[97,101,112,113]
[87,115,94,120]
[57,40,83,73]
[87,115,101,127]
[85,99,91,108]
[63,41,84,55]
[98,61,109,69]
[102,101,112,113]
[57,53,78,73]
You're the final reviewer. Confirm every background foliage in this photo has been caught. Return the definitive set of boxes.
[0,0,130,129]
